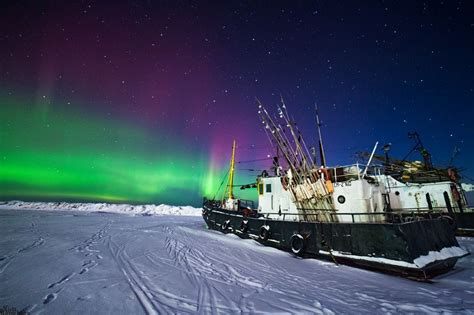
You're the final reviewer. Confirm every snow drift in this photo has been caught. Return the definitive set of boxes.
[0,200,201,216]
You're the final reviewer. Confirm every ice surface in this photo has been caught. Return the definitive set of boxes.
[0,200,201,216]
[0,207,473,314]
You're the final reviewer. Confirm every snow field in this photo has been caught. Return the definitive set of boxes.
[0,205,473,314]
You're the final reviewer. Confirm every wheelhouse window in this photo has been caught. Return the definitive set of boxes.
[258,183,264,195]
[266,184,272,193]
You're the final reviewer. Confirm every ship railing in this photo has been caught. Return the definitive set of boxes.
[203,197,255,210]
[463,207,474,213]
[263,207,449,223]
[202,198,257,217]
[239,199,255,210]
[202,198,221,209]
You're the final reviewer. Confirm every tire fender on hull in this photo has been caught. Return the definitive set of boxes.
[290,234,305,255]
[240,220,249,233]
[222,220,231,231]
[259,225,270,241]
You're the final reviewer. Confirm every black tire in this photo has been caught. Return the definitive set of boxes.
[259,225,270,241]
[240,220,249,233]
[222,220,230,230]
[290,234,305,255]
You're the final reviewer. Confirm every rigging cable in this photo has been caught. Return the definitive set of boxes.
[460,172,474,183]
[212,168,230,201]
[237,157,274,164]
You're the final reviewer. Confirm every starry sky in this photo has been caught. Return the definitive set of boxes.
[1,1,473,206]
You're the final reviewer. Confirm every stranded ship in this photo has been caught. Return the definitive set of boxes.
[202,100,468,279]
[357,136,474,236]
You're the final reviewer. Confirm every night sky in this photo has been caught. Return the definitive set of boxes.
[1,1,473,206]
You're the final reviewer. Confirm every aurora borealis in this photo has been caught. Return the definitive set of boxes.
[0,95,219,204]
[1,1,473,206]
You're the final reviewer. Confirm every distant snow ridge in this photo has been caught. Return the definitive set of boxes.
[0,200,202,216]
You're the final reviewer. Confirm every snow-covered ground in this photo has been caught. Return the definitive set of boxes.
[0,206,473,314]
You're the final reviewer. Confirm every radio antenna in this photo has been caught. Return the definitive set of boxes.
[315,103,327,168]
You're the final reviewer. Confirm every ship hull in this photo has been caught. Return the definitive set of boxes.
[454,212,474,236]
[202,204,468,279]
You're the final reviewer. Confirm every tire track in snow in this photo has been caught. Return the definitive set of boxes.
[165,229,270,313]
[166,231,264,313]
[150,226,313,312]
[179,227,339,313]
[111,233,201,313]
[165,237,220,314]
[109,224,204,313]
[108,224,239,314]
[144,248,232,314]
[107,236,166,315]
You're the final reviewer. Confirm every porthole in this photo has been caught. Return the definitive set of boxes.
[337,195,346,204]
[395,191,400,196]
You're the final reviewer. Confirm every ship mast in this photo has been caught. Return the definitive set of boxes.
[257,99,335,220]
[404,132,433,170]
[315,103,327,168]
[227,140,236,199]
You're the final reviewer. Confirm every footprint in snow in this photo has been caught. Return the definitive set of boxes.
[47,272,75,289]
[18,238,44,253]
[80,260,97,274]
[43,293,57,305]
[77,294,93,301]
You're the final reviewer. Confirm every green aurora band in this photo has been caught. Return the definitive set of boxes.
[0,95,225,205]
